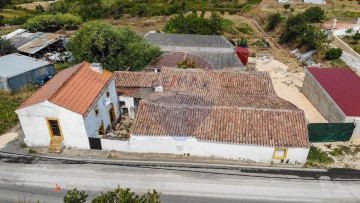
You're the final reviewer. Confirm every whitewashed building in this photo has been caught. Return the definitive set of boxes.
[111,68,310,164]
[16,62,120,152]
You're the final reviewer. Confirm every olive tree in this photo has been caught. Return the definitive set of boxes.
[69,21,161,72]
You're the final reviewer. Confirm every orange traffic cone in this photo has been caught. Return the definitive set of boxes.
[55,183,61,191]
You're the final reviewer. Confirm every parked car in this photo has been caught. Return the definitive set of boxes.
[36,74,55,86]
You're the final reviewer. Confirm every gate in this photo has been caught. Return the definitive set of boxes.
[308,123,355,143]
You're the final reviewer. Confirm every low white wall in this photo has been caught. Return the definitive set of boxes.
[119,96,135,118]
[333,25,360,36]
[101,136,309,164]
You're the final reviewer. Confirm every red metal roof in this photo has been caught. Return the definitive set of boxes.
[236,47,251,54]
[307,67,360,117]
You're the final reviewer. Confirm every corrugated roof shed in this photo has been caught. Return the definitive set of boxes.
[18,62,113,116]
[307,67,360,117]
[17,33,64,55]
[0,54,50,78]
[144,33,234,48]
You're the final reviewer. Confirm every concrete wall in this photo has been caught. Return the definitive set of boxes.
[16,101,90,149]
[84,79,120,138]
[101,136,309,164]
[332,35,360,59]
[302,70,346,123]
[119,96,135,118]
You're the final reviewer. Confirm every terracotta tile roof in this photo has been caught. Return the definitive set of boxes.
[115,71,159,88]
[144,91,297,110]
[18,62,113,116]
[133,98,309,148]
[160,68,276,95]
[307,67,360,117]
[323,22,357,30]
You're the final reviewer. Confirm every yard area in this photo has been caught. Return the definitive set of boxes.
[0,87,35,135]
[341,35,360,55]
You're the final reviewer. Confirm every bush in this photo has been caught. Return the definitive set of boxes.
[0,39,17,56]
[305,146,333,167]
[353,32,360,41]
[28,148,37,154]
[325,48,342,60]
[64,188,88,203]
[92,186,161,203]
[23,13,83,32]
[304,7,325,23]
[266,13,282,31]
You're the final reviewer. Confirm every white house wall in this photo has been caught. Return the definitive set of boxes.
[84,78,120,138]
[101,136,309,164]
[119,96,135,118]
[16,101,89,149]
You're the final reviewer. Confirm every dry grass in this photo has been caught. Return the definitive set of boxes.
[17,1,50,10]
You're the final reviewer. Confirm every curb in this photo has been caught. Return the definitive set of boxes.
[0,150,327,173]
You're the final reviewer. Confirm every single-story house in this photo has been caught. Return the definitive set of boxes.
[111,68,310,163]
[0,53,55,91]
[16,62,120,152]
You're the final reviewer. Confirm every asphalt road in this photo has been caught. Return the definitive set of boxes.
[0,162,359,203]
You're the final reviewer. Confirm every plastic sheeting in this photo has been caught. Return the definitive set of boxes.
[308,123,355,143]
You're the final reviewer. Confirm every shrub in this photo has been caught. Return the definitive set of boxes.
[305,146,333,167]
[304,7,325,23]
[266,13,282,31]
[28,148,37,154]
[64,188,88,203]
[23,13,83,32]
[325,48,342,60]
[0,39,17,56]
[353,32,360,41]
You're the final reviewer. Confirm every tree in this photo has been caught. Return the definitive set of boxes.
[266,13,282,31]
[325,48,342,60]
[163,13,225,35]
[176,57,199,69]
[303,7,325,23]
[23,13,82,32]
[64,188,88,203]
[69,21,161,72]
[0,39,16,56]
[283,4,290,13]
[290,7,295,12]
[0,0,11,9]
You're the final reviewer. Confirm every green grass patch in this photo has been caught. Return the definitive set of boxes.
[236,23,253,35]
[329,59,349,68]
[0,9,32,19]
[330,145,356,157]
[0,86,35,135]
[305,145,334,168]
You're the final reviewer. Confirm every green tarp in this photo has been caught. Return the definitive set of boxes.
[308,123,355,143]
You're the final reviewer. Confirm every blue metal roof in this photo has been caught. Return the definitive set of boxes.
[0,54,50,78]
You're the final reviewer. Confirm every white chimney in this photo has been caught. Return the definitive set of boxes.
[154,86,163,92]
[332,19,337,29]
[90,63,103,74]
[357,17,360,25]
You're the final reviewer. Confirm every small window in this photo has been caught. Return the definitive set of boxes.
[273,148,288,159]
[95,106,99,116]
[106,89,110,98]
[98,121,105,136]
[46,118,62,138]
